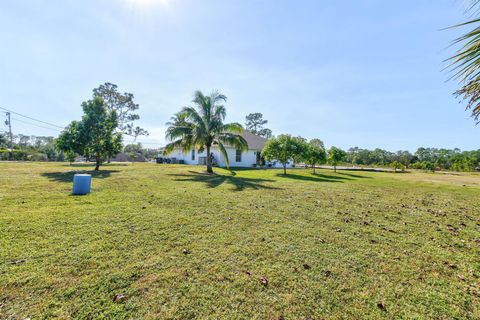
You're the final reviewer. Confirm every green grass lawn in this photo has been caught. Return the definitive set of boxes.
[1,162,479,319]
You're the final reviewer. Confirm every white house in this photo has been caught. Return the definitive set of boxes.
[164,131,293,168]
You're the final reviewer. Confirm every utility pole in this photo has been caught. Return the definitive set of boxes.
[5,112,12,149]
[5,112,13,160]
[7,112,13,149]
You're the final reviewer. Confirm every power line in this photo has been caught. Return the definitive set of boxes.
[11,117,62,132]
[0,106,65,129]
[2,106,163,146]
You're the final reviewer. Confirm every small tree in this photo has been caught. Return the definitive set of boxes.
[391,161,405,173]
[57,97,123,171]
[423,161,435,172]
[262,134,306,175]
[65,150,76,165]
[327,146,347,172]
[304,139,327,174]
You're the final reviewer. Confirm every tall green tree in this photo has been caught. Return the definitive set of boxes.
[164,90,247,173]
[57,97,123,170]
[304,139,327,174]
[93,83,149,136]
[262,134,306,175]
[327,146,347,172]
[448,0,480,122]
[245,113,272,138]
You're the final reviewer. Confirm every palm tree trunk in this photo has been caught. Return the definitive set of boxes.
[206,145,213,173]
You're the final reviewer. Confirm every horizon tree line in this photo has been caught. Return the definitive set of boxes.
[2,87,479,173]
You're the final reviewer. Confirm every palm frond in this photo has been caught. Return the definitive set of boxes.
[165,126,192,141]
[182,106,207,132]
[217,141,230,168]
[164,138,193,155]
[222,122,244,134]
[216,133,248,151]
[448,1,480,122]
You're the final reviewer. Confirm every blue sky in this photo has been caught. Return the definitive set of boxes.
[0,0,479,151]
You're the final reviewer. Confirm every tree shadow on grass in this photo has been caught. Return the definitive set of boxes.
[337,172,372,179]
[168,171,279,191]
[62,163,130,168]
[277,173,350,183]
[41,170,120,183]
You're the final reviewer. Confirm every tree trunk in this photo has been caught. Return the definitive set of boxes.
[283,163,286,175]
[95,156,101,171]
[334,165,336,173]
[313,165,316,174]
[206,145,213,173]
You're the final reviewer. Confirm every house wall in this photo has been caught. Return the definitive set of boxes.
[214,147,258,168]
[166,147,294,168]
[167,149,203,165]
[167,147,259,167]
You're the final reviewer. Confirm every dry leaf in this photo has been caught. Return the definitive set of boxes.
[113,294,127,302]
[260,276,269,286]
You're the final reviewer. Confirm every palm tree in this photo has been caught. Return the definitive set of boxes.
[164,90,248,173]
[448,0,480,122]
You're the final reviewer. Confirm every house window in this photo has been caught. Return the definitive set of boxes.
[236,149,242,162]
[191,149,195,161]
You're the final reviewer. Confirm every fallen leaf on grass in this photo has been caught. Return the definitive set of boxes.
[303,264,311,270]
[182,249,191,255]
[322,270,332,277]
[112,294,127,302]
[260,276,269,286]
[10,259,26,265]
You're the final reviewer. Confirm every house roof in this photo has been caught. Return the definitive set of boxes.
[164,130,267,151]
[241,130,267,150]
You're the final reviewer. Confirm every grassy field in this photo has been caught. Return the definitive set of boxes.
[0,162,479,319]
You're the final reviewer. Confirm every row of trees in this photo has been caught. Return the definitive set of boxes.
[0,134,64,161]
[0,132,161,163]
[162,90,480,174]
[262,139,480,174]
[261,135,346,175]
[345,147,480,172]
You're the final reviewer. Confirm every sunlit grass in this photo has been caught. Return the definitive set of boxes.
[0,163,479,318]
